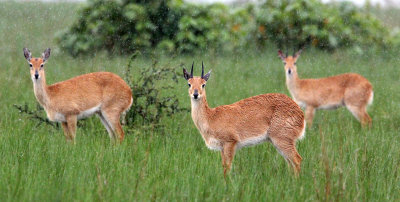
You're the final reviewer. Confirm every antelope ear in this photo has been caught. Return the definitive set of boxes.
[183,68,191,80]
[42,48,51,63]
[23,48,31,61]
[294,49,303,60]
[203,70,211,81]
[278,50,286,61]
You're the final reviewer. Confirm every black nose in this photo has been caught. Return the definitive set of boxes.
[34,74,39,79]
[193,93,198,99]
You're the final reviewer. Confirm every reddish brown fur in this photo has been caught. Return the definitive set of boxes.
[279,50,373,127]
[24,48,132,143]
[185,71,305,176]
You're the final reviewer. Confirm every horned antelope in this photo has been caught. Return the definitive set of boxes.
[23,48,132,142]
[183,62,306,176]
[278,49,373,127]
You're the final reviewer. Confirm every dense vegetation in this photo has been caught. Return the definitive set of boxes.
[58,0,399,56]
[256,0,393,50]
[0,1,399,201]
[123,54,188,129]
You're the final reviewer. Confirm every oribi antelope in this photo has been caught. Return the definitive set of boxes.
[278,49,373,127]
[183,62,305,176]
[23,48,132,142]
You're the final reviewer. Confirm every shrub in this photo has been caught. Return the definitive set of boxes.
[58,0,180,56]
[58,0,397,56]
[256,0,392,51]
[176,3,257,53]
[13,103,59,128]
[336,2,391,49]
[58,0,255,56]
[175,3,232,53]
[123,53,188,129]
[229,5,258,51]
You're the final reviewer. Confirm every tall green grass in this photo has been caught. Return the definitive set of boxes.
[0,2,399,201]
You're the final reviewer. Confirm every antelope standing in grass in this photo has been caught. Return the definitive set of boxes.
[23,48,132,142]
[183,62,306,176]
[278,49,373,127]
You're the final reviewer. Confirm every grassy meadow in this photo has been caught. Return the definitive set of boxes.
[0,2,400,201]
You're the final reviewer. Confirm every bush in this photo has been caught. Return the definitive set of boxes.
[123,53,188,129]
[58,0,397,56]
[175,3,232,53]
[58,0,255,56]
[336,2,391,49]
[256,0,393,51]
[176,3,257,53]
[58,0,180,56]
[13,103,59,128]
[229,5,258,51]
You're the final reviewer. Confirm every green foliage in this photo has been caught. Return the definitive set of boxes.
[57,0,178,56]
[176,3,231,53]
[256,0,393,51]
[146,0,182,46]
[123,53,188,129]
[337,2,391,49]
[229,5,258,50]
[58,0,256,55]
[176,3,257,53]
[58,0,398,55]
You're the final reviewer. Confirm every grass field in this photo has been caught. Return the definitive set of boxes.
[0,2,400,201]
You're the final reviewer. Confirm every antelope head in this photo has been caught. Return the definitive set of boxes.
[278,49,302,77]
[23,48,51,82]
[183,62,211,100]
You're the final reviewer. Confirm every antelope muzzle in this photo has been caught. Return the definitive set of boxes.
[34,70,39,79]
[193,89,199,99]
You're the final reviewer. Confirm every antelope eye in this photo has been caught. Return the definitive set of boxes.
[202,84,206,88]
[188,83,191,87]
[40,64,44,68]
[294,63,297,65]
[29,64,32,67]
[283,62,286,65]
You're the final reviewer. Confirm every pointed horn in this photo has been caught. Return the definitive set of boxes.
[191,61,194,78]
[201,61,204,78]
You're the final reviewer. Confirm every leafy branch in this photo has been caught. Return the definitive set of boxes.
[124,52,188,130]
[13,103,59,128]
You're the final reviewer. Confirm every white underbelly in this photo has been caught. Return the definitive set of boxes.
[203,133,269,151]
[47,105,100,122]
[317,102,343,110]
[77,105,100,120]
[294,97,343,110]
[237,133,269,149]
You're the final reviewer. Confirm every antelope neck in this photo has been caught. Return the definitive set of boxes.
[191,96,212,123]
[33,72,49,107]
[286,71,300,91]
